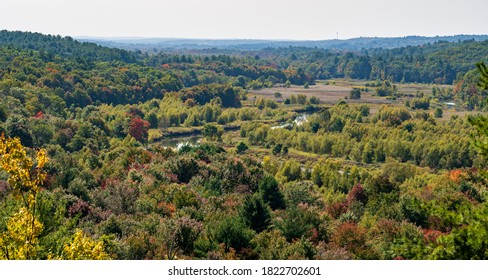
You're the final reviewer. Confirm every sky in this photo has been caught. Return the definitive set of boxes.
[0,0,487,40]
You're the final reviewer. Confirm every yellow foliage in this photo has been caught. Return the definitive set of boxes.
[0,135,47,209]
[0,208,43,260]
[61,229,110,260]
[0,135,47,259]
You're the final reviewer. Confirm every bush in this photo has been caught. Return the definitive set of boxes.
[349,88,361,99]
[434,107,443,118]
[236,142,248,154]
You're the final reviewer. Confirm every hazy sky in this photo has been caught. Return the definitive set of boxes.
[1,0,486,40]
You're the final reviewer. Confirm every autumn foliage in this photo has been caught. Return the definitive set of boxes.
[129,117,150,142]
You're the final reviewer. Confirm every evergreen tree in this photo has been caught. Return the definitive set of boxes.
[239,195,271,233]
[258,175,285,210]
[468,62,488,157]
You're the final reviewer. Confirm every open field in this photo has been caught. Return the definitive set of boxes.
[249,79,455,104]
[249,82,392,105]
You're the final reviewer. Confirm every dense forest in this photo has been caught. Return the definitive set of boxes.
[1,30,488,260]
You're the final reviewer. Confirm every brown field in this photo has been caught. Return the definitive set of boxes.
[249,79,455,105]
[249,82,393,105]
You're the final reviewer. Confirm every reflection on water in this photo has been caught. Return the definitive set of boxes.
[271,114,309,130]
[158,135,202,149]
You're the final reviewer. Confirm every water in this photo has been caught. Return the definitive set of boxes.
[158,135,202,150]
[294,114,309,126]
[271,114,309,129]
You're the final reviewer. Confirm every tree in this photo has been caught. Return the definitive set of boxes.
[6,117,33,147]
[272,144,283,155]
[210,215,254,252]
[146,112,159,129]
[434,107,443,118]
[203,123,222,141]
[309,96,320,104]
[349,88,361,99]
[0,135,47,259]
[468,62,488,157]
[476,62,488,90]
[239,195,271,233]
[258,175,285,210]
[0,105,7,122]
[171,156,200,184]
[0,208,43,260]
[236,142,248,154]
[60,229,110,260]
[129,117,150,142]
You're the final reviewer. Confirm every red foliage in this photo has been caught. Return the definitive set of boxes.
[347,183,368,205]
[422,229,444,244]
[326,201,348,219]
[129,117,150,142]
[310,228,319,243]
[331,222,367,254]
[68,199,92,217]
[373,219,401,239]
[34,111,44,119]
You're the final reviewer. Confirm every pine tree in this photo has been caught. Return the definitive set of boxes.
[476,62,488,90]
[468,62,488,157]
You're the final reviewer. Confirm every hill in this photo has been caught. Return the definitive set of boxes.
[78,35,488,52]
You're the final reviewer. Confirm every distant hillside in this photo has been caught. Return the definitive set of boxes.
[2,30,488,97]
[78,35,488,52]
[0,30,138,63]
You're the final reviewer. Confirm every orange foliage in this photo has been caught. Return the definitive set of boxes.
[46,67,59,73]
[34,111,44,119]
[449,169,463,182]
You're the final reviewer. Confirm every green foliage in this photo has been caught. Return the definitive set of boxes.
[239,195,271,233]
[467,62,488,158]
[258,175,285,210]
[434,107,443,118]
[349,88,361,99]
[275,203,326,242]
[170,156,200,184]
[279,159,302,182]
[1,30,487,260]
[375,81,396,97]
[476,62,488,90]
[209,215,254,252]
[408,97,430,110]
[0,105,7,122]
[432,205,488,259]
[236,141,248,154]
[203,123,222,141]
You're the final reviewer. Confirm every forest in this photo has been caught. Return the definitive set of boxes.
[1,30,488,260]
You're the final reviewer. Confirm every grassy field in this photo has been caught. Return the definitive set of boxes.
[249,82,392,105]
